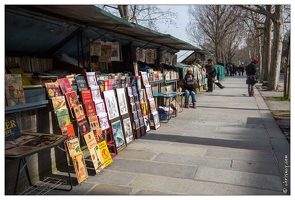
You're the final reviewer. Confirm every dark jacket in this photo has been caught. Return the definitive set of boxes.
[205,64,215,79]
[246,62,257,75]
[180,74,198,91]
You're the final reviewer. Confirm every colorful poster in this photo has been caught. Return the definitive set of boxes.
[98,140,113,167]
[84,131,104,174]
[72,152,88,184]
[122,117,134,144]
[111,120,126,150]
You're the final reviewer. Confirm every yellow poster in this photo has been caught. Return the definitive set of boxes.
[84,131,104,174]
[72,152,88,184]
[98,140,113,167]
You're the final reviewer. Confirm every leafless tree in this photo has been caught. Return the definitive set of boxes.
[239,5,285,91]
[186,5,245,63]
[97,5,178,31]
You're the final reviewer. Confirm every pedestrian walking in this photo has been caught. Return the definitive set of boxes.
[180,69,198,108]
[205,58,215,92]
[246,58,258,97]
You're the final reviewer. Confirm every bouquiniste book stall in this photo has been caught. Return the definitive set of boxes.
[5,35,180,193]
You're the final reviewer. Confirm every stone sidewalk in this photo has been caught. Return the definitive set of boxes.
[49,75,290,195]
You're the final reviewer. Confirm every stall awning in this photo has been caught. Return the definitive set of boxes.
[6,5,208,56]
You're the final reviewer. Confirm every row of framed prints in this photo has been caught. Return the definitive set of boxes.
[139,71,161,130]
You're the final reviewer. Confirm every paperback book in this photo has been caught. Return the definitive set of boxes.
[75,75,89,91]
[45,81,62,99]
[57,77,73,94]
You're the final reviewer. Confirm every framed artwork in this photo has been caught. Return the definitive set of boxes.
[134,119,140,130]
[143,115,151,132]
[138,89,145,103]
[148,99,157,114]
[139,117,144,127]
[95,101,106,117]
[90,85,102,102]
[134,95,139,103]
[116,88,128,115]
[99,44,112,63]
[130,103,136,112]
[145,86,153,99]
[127,87,133,96]
[153,112,161,130]
[86,72,98,87]
[122,117,134,144]
[135,102,141,110]
[140,72,150,86]
[111,42,121,62]
[99,116,110,131]
[111,120,126,150]
[132,86,138,96]
[137,109,142,118]
[132,111,138,120]
[129,95,134,104]
[103,90,120,120]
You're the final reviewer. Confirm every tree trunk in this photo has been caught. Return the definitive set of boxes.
[262,5,272,83]
[268,5,284,91]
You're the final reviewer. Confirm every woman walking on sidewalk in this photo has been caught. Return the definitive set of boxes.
[246,58,258,97]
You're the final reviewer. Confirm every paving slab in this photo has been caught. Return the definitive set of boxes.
[129,174,283,195]
[194,166,283,191]
[106,158,198,179]
[87,184,133,195]
[153,153,231,169]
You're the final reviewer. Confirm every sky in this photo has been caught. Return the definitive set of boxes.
[156,5,193,62]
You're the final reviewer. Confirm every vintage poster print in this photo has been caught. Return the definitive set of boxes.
[83,131,104,173]
[111,42,121,62]
[98,140,113,167]
[148,99,157,114]
[140,72,149,86]
[99,116,110,131]
[153,112,161,129]
[122,117,134,144]
[72,152,88,184]
[145,86,153,99]
[66,137,81,157]
[116,88,128,115]
[127,87,133,96]
[86,72,98,87]
[90,85,102,102]
[111,120,126,150]
[103,90,119,120]
[95,101,107,117]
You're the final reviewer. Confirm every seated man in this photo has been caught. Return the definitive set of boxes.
[180,69,198,108]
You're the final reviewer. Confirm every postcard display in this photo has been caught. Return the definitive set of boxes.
[139,71,161,130]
